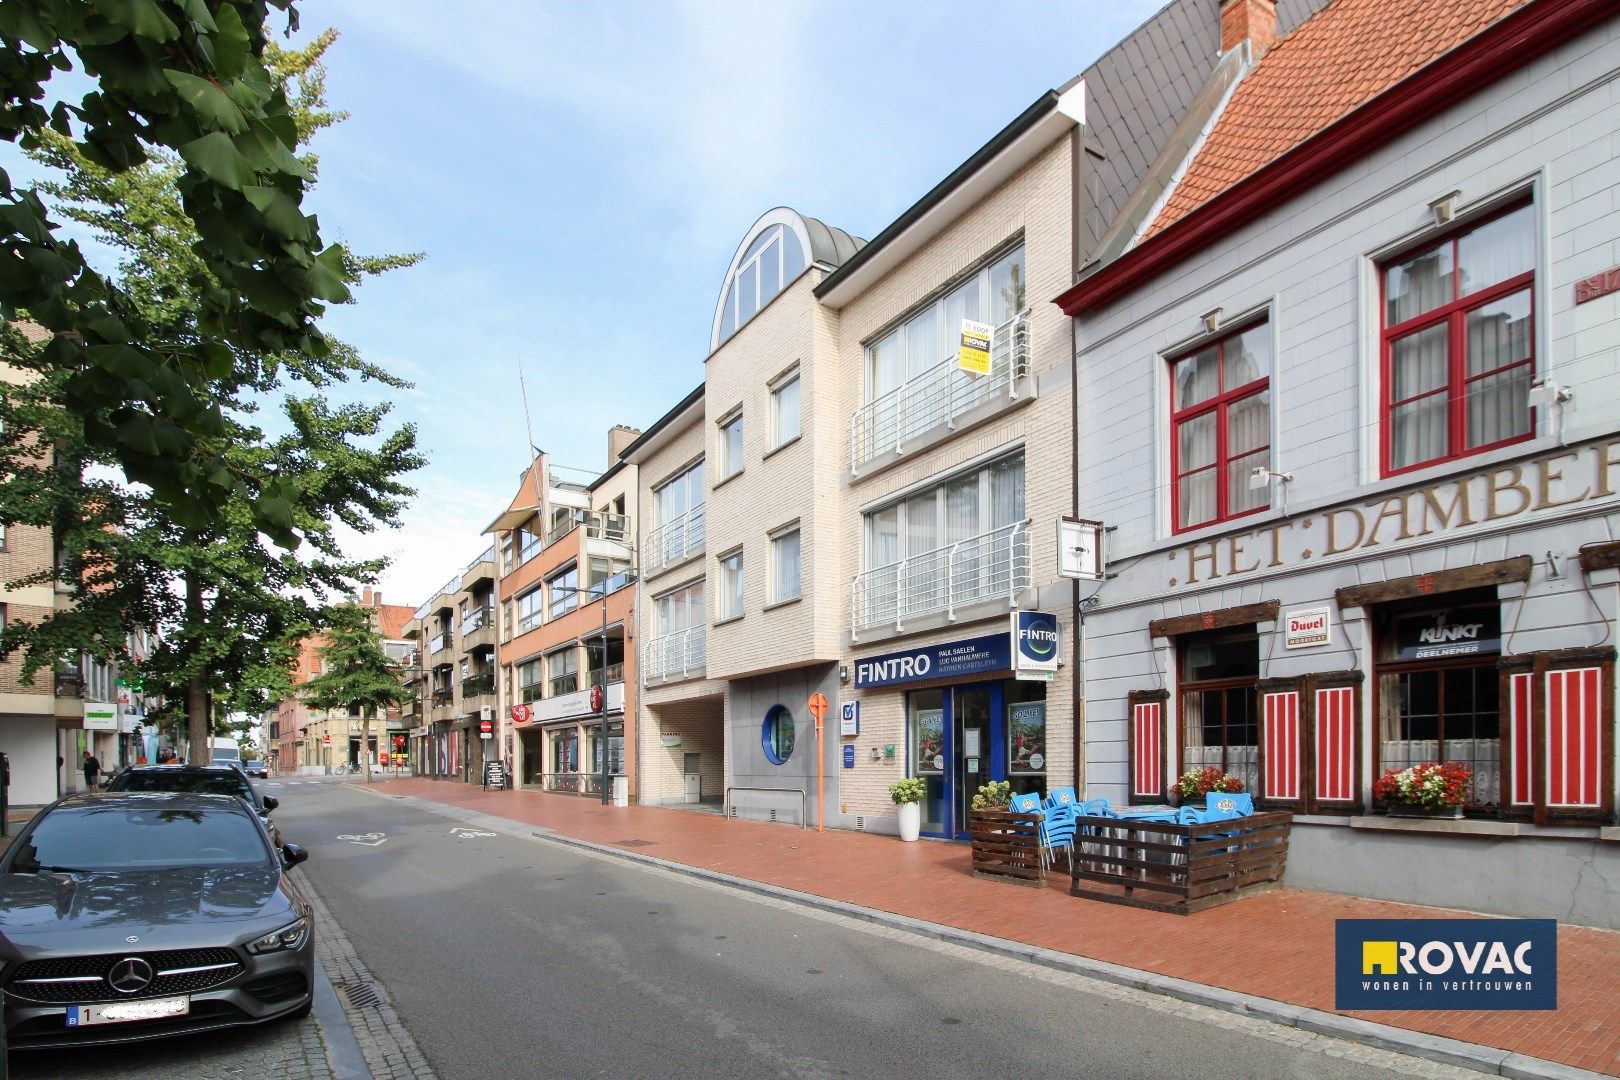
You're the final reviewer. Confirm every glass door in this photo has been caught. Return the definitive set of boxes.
[910,690,947,836]
[953,686,1000,838]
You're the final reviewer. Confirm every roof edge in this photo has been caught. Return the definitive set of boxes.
[1054,0,1609,318]
[814,90,1063,303]
[619,382,706,464]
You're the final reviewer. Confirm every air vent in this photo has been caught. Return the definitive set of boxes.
[855,817,865,831]
[769,808,778,822]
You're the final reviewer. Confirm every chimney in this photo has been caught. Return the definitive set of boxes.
[608,425,642,465]
[362,585,373,607]
[373,590,383,607]
[1220,0,1276,56]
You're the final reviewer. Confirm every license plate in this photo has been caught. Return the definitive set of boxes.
[66,995,190,1027]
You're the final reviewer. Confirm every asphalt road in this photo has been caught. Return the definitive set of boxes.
[271,779,1454,1080]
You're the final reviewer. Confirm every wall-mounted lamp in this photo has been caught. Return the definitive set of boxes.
[1248,466,1294,491]
[838,664,850,684]
[1429,190,1462,225]
[1527,378,1573,408]
[1200,307,1223,334]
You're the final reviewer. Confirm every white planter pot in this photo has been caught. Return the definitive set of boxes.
[897,801,921,842]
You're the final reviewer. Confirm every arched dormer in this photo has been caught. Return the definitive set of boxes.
[710,208,863,352]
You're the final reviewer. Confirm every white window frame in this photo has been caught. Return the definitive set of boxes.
[717,409,744,480]
[770,366,801,449]
[770,524,801,604]
[717,548,744,621]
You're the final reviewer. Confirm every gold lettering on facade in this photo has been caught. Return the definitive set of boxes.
[1264,522,1292,567]
[1534,451,1588,510]
[1359,495,1414,549]
[1227,534,1261,577]
[1187,542,1220,584]
[1485,464,1532,521]
[1592,439,1620,499]
[1323,507,1365,556]
[1415,482,1475,535]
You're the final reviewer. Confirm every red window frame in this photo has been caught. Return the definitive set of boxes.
[1169,323,1270,533]
[1379,203,1536,478]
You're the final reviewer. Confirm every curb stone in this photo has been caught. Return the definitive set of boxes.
[358,785,1610,1080]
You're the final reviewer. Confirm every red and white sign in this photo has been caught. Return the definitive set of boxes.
[321,734,331,748]
[589,683,604,713]
[1575,265,1620,305]
[479,719,493,739]
[510,704,532,724]
[1283,607,1331,649]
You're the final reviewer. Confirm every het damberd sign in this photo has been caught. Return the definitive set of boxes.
[1168,440,1619,588]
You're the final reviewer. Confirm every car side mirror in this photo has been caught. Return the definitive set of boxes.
[281,843,309,868]
[262,795,279,811]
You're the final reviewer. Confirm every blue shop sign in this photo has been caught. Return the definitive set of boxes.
[853,633,1011,689]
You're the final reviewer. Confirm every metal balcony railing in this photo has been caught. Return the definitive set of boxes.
[429,632,451,654]
[850,314,1030,470]
[461,674,495,698]
[851,519,1031,635]
[430,688,454,708]
[587,512,630,542]
[646,627,705,682]
[588,662,625,687]
[459,607,494,637]
[548,672,579,698]
[643,504,705,576]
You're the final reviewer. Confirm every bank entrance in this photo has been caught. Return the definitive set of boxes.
[909,679,1047,839]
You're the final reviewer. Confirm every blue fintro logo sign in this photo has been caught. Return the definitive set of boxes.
[1012,611,1059,679]
[1335,919,1556,1011]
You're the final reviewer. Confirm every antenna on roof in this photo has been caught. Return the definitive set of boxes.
[516,352,540,462]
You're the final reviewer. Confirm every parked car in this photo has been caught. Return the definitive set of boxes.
[0,792,312,1048]
[104,765,283,849]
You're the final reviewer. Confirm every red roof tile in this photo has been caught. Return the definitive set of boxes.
[377,603,414,642]
[1147,0,1529,236]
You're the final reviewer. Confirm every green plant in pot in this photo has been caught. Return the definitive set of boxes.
[890,777,926,842]
[971,780,1013,811]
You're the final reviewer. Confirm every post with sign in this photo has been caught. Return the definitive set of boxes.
[807,692,829,832]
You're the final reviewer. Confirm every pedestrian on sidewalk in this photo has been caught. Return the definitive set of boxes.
[81,751,102,793]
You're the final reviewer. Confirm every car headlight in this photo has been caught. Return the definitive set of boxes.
[246,917,310,955]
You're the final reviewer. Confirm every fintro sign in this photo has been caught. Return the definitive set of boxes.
[1012,610,1059,682]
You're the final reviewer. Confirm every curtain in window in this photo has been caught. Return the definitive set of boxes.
[989,457,1024,529]
[1465,291,1531,449]
[1389,324,1449,469]
[1386,246,1453,325]
[870,331,901,400]
[1225,390,1270,515]
[1456,205,1533,295]
[773,531,800,600]
[1177,413,1217,527]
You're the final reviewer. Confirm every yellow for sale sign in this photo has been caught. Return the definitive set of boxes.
[958,319,992,377]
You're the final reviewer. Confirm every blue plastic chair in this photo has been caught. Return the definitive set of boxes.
[1037,800,1077,870]
[1076,797,1117,818]
[1008,792,1043,814]
[1045,785,1079,810]
[1204,791,1253,820]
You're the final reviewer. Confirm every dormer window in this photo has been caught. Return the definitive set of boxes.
[718,224,806,344]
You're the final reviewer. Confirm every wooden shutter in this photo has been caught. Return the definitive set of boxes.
[1127,689,1168,803]
[1314,685,1356,804]
[1261,687,1301,803]
[1507,669,1534,808]
[1545,666,1602,810]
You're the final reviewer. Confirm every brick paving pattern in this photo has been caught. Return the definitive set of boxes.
[303,873,437,1080]
[374,777,1620,1077]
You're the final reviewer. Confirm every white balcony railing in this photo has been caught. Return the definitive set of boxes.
[850,313,1030,471]
[646,627,706,682]
[643,504,705,577]
[850,519,1031,636]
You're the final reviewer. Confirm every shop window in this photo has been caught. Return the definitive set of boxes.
[1170,321,1271,532]
[1005,681,1047,799]
[1178,628,1260,794]
[762,705,795,765]
[909,690,947,833]
[1374,591,1501,810]
[1381,201,1535,475]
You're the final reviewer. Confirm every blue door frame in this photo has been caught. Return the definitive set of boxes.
[910,681,1007,840]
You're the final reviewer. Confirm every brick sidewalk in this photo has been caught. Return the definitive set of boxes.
[374,778,1619,1076]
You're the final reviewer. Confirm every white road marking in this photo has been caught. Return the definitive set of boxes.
[449,827,496,838]
[336,833,388,847]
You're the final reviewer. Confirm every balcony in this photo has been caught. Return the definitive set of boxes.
[461,546,496,591]
[461,673,495,699]
[850,314,1030,472]
[851,519,1031,635]
[643,504,705,577]
[429,687,455,720]
[459,607,496,651]
[646,628,705,683]
[548,672,580,698]
[429,632,452,656]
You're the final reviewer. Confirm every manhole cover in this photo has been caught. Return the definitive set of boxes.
[615,839,655,848]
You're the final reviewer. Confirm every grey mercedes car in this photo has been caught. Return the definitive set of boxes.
[0,792,313,1049]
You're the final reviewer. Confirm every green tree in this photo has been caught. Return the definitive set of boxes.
[0,28,422,754]
[0,0,358,539]
[299,601,403,784]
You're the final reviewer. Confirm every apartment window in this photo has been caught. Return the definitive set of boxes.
[547,565,579,619]
[502,599,513,639]
[1179,628,1260,795]
[857,454,1025,626]
[651,460,706,570]
[1170,321,1271,532]
[547,648,578,698]
[866,246,1024,402]
[770,526,801,603]
[718,410,744,480]
[716,222,808,345]
[516,588,543,634]
[517,659,542,704]
[718,549,743,621]
[651,581,706,680]
[771,370,801,448]
[655,581,705,636]
[505,522,542,569]
[1382,201,1535,475]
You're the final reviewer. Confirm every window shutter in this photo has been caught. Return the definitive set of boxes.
[1314,685,1356,803]
[1128,689,1168,803]
[1545,666,1602,810]
[1507,669,1534,807]
[1261,688,1301,803]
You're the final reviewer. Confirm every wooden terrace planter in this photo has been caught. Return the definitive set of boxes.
[1070,811,1291,914]
[969,808,1046,888]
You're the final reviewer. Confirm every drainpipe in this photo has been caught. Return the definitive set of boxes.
[1070,124,1087,797]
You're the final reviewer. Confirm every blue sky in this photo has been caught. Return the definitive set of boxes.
[44,1,1170,606]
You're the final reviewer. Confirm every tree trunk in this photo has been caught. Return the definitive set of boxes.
[363,712,373,784]
[185,571,209,759]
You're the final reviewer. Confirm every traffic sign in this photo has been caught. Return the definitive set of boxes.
[807,692,828,729]
[807,692,830,834]
[479,718,493,739]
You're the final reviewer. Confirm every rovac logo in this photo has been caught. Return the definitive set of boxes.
[1335,919,1556,1011]
[1015,611,1058,660]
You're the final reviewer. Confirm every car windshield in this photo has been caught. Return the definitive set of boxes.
[108,771,254,803]
[7,805,269,872]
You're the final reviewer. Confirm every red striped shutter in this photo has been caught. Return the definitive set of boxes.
[1132,700,1163,799]
[1509,671,1533,807]
[1262,691,1300,801]
[1545,667,1601,809]
[1314,686,1355,802]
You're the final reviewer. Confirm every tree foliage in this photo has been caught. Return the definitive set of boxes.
[0,0,366,540]
[299,601,403,783]
[0,25,423,752]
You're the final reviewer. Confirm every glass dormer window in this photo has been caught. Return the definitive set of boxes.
[716,224,807,347]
